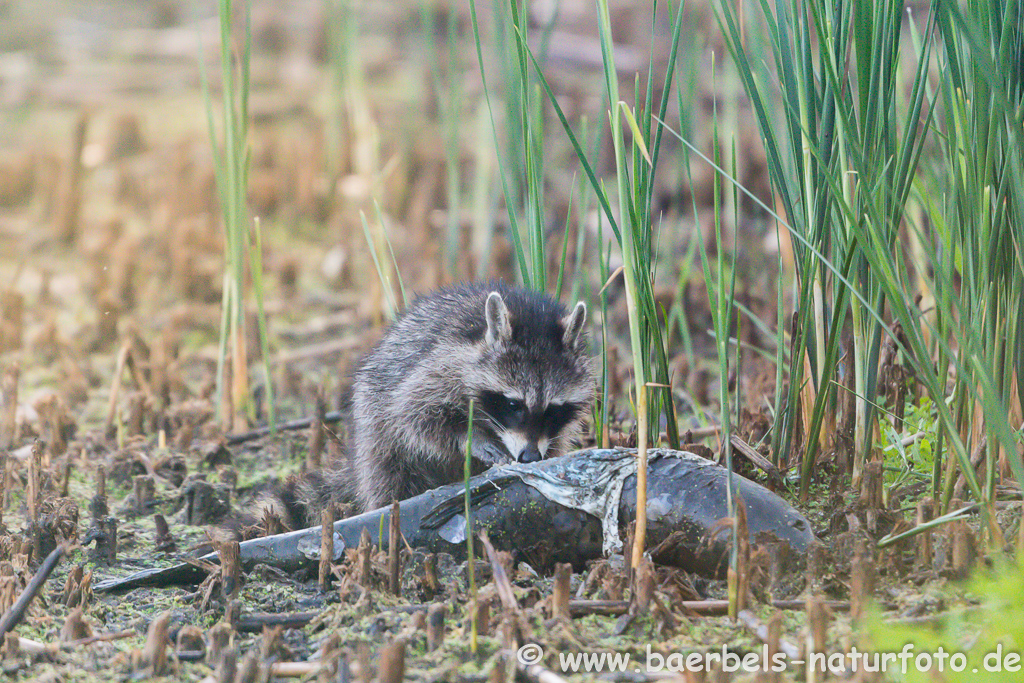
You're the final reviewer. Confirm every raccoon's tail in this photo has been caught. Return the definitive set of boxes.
[209,466,357,544]
[238,399,358,536]
[249,467,357,533]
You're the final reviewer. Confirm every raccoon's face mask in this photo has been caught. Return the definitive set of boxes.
[475,390,585,463]
[471,291,590,464]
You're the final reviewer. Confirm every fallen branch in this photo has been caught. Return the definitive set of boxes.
[235,611,319,633]
[11,630,135,656]
[97,449,816,592]
[568,598,852,617]
[729,435,784,488]
[0,545,65,639]
[225,410,344,445]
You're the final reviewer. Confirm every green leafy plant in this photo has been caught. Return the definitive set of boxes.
[866,558,1024,682]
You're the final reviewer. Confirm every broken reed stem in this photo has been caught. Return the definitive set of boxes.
[133,475,154,514]
[916,498,933,569]
[55,111,88,244]
[141,611,171,676]
[633,556,655,614]
[215,646,237,683]
[308,390,326,470]
[806,596,830,665]
[353,642,371,682]
[319,508,334,591]
[318,632,340,683]
[154,513,176,553]
[89,465,108,523]
[60,565,80,602]
[949,518,976,579]
[357,527,372,588]
[104,341,132,437]
[57,610,97,643]
[488,655,507,683]
[236,653,260,683]
[861,460,885,536]
[63,566,91,610]
[737,609,801,661]
[422,554,439,600]
[805,541,825,595]
[60,454,72,498]
[632,385,649,572]
[127,392,146,437]
[473,600,490,637]
[27,440,42,525]
[426,604,445,652]
[850,538,875,623]
[218,540,241,600]
[377,639,406,683]
[552,563,571,621]
[765,611,782,683]
[206,622,233,669]
[0,363,16,450]
[732,493,750,617]
[388,500,401,595]
[224,600,241,630]
[0,452,6,526]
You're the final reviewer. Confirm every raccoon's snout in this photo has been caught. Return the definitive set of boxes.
[518,444,542,463]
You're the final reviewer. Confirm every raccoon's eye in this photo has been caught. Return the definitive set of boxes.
[504,397,526,417]
[479,391,526,427]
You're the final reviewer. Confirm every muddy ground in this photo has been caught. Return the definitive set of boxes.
[0,0,1010,682]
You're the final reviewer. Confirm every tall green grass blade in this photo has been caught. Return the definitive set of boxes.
[464,398,477,653]
[249,218,275,432]
[359,210,400,318]
[467,0,531,287]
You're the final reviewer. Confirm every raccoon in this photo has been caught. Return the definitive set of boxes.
[263,282,595,529]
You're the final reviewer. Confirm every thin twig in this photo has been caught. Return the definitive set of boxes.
[226,410,344,445]
[0,545,66,638]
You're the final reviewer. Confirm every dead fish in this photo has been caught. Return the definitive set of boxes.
[95,448,814,592]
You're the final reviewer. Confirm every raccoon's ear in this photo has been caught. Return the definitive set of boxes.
[562,302,587,349]
[484,292,512,346]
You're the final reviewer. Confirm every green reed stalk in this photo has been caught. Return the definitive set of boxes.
[479,0,689,566]
[717,0,934,498]
[421,1,466,279]
[464,399,478,653]
[200,0,273,431]
[715,0,1023,539]
[468,0,530,286]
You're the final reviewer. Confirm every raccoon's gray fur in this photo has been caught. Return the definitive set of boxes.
[260,282,595,529]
